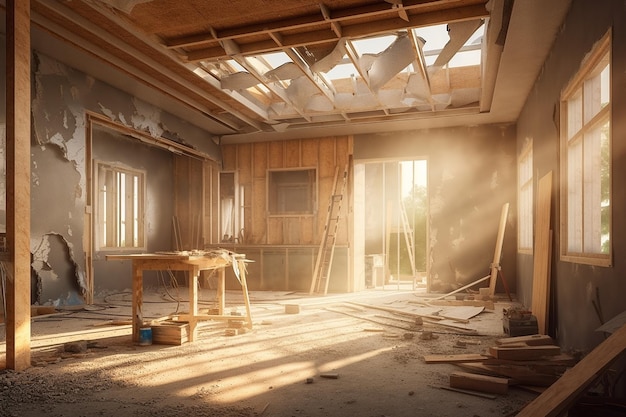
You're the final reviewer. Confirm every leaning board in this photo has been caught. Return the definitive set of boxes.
[516,323,626,417]
[531,171,552,335]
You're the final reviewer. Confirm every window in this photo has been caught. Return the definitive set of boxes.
[268,169,316,215]
[560,31,611,266]
[518,141,533,253]
[96,162,146,250]
[220,171,244,242]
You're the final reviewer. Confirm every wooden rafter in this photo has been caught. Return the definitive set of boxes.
[179,4,488,62]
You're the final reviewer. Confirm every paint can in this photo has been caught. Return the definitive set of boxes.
[138,327,152,346]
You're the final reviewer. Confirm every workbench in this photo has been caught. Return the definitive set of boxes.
[106,252,252,343]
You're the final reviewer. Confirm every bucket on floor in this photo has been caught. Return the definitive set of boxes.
[138,327,152,346]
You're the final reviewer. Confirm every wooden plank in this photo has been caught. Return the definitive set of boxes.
[423,353,487,364]
[489,345,560,361]
[496,334,555,346]
[489,203,509,296]
[426,299,495,310]
[516,323,626,417]
[450,371,509,394]
[430,274,491,300]
[5,0,32,372]
[456,362,559,387]
[532,171,552,335]
[433,385,497,400]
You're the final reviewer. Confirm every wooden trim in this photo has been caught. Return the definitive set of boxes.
[561,29,611,99]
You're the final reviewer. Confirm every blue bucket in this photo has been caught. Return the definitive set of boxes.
[138,327,152,346]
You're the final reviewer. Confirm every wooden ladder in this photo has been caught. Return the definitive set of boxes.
[309,165,348,294]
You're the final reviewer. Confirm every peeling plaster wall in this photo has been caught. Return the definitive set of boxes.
[91,128,174,293]
[20,50,220,305]
[354,125,517,292]
[516,0,626,353]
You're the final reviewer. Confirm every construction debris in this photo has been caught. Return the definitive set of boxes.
[424,333,576,399]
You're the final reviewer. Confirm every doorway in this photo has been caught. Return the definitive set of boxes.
[358,159,428,290]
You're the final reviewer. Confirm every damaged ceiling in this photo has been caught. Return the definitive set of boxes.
[24,0,571,143]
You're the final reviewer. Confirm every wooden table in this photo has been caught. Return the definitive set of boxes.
[106,252,253,343]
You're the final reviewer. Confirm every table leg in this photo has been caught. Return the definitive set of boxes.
[132,263,143,344]
[188,265,199,342]
[239,260,253,329]
[217,267,225,314]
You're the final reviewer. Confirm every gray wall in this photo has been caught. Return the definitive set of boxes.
[91,127,174,294]
[21,50,220,305]
[354,125,517,292]
[516,0,626,352]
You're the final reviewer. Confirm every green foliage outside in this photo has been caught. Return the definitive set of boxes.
[388,185,427,276]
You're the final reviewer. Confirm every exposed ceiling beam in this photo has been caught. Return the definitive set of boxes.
[181,4,488,62]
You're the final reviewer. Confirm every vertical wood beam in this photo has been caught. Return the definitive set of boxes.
[5,0,31,371]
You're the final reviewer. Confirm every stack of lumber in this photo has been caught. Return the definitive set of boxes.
[424,334,576,396]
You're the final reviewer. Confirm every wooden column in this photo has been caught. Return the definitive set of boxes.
[5,0,31,371]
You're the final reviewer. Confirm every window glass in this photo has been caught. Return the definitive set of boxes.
[97,162,145,250]
[561,31,611,266]
[268,169,316,215]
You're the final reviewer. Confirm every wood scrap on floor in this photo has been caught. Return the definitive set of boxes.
[489,345,561,360]
[346,301,481,335]
[495,334,555,346]
[449,371,509,394]
[423,353,488,364]
[515,323,626,417]
[424,333,577,398]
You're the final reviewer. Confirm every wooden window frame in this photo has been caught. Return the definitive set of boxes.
[267,168,317,217]
[559,30,612,267]
[95,161,147,251]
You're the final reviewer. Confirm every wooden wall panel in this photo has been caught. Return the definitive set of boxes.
[285,140,300,167]
[268,141,284,168]
[301,139,319,166]
[252,178,266,243]
[253,142,268,177]
[238,143,252,183]
[268,217,283,244]
[318,137,336,178]
[301,216,315,244]
[216,136,351,248]
[221,144,236,170]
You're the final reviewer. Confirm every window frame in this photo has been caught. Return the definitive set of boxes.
[559,30,612,267]
[95,160,147,252]
[267,168,317,217]
[518,140,533,254]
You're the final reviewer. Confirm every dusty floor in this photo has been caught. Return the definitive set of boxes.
[0,287,537,417]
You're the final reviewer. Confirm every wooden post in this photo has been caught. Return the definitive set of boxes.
[5,0,31,371]
[131,264,143,344]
